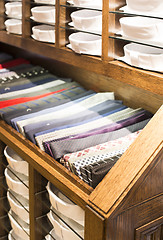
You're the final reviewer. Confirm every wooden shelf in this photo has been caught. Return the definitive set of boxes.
[0,31,162,98]
[0,105,162,240]
[0,0,163,239]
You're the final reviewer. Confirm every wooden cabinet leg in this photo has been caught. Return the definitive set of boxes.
[29,165,49,240]
[85,205,106,240]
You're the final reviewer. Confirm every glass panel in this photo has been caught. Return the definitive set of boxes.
[36,189,84,240]
[29,1,55,6]
[110,10,163,20]
[2,162,29,189]
[109,35,163,50]
[61,2,102,11]
[60,25,102,36]
[0,234,8,240]
[50,207,84,240]
[0,214,11,237]
[36,215,55,240]
[8,211,30,237]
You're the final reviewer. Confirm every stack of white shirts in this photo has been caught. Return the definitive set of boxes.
[118,0,163,72]
[46,182,84,240]
[4,146,29,240]
[4,1,22,34]
[31,6,56,43]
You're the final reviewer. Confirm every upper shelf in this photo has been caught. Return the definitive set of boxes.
[0,30,162,98]
[0,0,163,98]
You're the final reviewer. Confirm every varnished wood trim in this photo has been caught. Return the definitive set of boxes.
[29,167,49,240]
[85,205,106,240]
[108,61,163,96]
[22,0,31,38]
[106,195,163,240]
[135,216,163,240]
[102,0,110,61]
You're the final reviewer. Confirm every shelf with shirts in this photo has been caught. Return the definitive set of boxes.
[0,0,162,95]
[0,32,162,102]
[108,1,163,77]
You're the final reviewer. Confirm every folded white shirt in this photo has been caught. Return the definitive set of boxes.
[120,43,163,72]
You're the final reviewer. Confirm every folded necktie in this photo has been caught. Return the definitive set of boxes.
[0,88,68,109]
[0,78,72,100]
[64,129,143,173]
[16,92,115,136]
[12,90,96,132]
[36,107,141,152]
[45,109,152,159]
[0,82,84,117]
[0,74,66,94]
[80,153,123,188]
[0,58,30,70]
[0,65,46,84]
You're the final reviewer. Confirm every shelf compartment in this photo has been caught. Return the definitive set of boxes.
[35,188,85,234]
[46,208,84,240]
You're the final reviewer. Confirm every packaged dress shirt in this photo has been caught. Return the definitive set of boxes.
[68,32,102,55]
[70,9,102,34]
[120,43,163,72]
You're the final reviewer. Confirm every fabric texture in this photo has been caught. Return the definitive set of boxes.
[44,109,152,159]
[71,130,142,177]
[80,152,123,188]
[36,107,141,151]
[15,92,115,135]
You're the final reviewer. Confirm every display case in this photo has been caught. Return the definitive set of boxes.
[0,0,163,239]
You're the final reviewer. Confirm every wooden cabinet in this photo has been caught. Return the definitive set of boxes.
[0,0,163,239]
[0,103,162,240]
